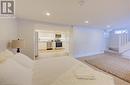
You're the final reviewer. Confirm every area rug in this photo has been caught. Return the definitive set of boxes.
[85,53,130,83]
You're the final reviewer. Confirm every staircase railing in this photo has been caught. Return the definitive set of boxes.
[119,42,130,53]
[119,32,130,53]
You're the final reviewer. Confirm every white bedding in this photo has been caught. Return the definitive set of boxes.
[33,56,115,85]
[0,50,115,85]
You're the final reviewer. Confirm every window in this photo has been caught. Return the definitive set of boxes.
[114,29,128,34]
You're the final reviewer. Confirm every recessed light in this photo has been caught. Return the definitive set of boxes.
[106,25,111,28]
[46,12,51,16]
[79,0,85,6]
[85,21,89,23]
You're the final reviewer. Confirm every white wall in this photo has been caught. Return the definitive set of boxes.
[71,27,105,58]
[17,19,72,59]
[127,28,130,41]
[0,18,17,52]
[17,19,105,59]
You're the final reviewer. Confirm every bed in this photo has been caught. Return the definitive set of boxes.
[34,56,115,85]
[0,50,115,85]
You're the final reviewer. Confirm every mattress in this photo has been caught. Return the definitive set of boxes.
[33,56,115,85]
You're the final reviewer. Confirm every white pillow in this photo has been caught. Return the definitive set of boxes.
[0,50,14,63]
[0,49,14,58]
[13,53,34,69]
[0,58,32,85]
[0,55,6,63]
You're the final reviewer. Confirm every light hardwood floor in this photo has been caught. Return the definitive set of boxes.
[77,54,130,85]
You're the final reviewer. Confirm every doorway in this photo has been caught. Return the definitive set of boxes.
[34,30,70,59]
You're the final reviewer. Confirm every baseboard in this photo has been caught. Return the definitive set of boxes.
[74,51,104,58]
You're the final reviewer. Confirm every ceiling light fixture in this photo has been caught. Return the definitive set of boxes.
[46,12,51,16]
[106,25,111,28]
[79,0,85,6]
[85,21,89,24]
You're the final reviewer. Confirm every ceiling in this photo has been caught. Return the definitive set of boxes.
[15,0,130,28]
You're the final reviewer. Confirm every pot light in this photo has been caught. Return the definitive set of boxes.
[46,12,51,16]
[79,0,85,6]
[106,25,111,28]
[85,21,89,23]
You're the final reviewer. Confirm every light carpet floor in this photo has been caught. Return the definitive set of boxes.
[77,53,130,85]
